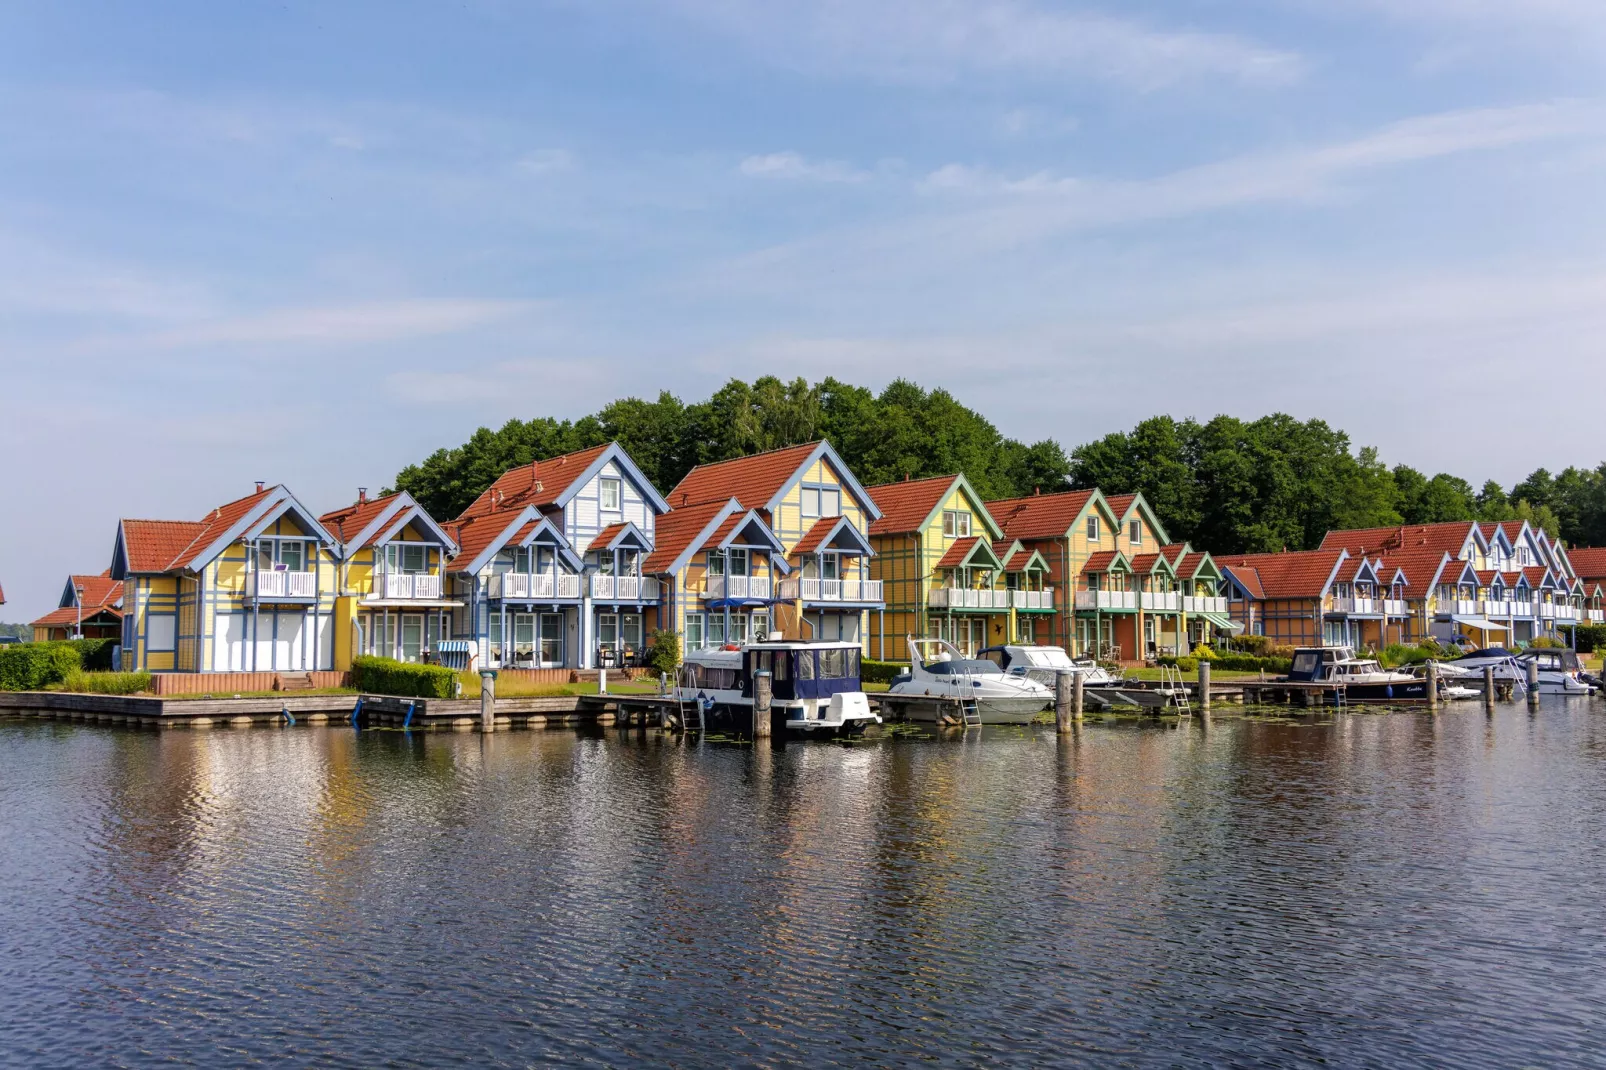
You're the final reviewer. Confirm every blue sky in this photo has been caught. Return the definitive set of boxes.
[3,1,1606,619]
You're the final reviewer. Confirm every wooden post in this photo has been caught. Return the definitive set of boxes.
[1198,660,1212,714]
[479,669,497,733]
[1055,670,1072,734]
[1527,658,1541,705]
[599,667,608,695]
[1073,670,1084,721]
[753,669,772,738]
[1483,665,1496,711]
[1425,661,1438,712]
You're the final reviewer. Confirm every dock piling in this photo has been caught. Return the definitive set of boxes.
[1073,670,1084,722]
[1055,671,1072,734]
[1426,662,1438,712]
[1484,666,1496,712]
[1198,661,1212,715]
[480,669,497,733]
[753,670,772,739]
[1527,659,1541,706]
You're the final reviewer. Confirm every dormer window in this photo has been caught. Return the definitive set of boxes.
[1129,520,1141,546]
[942,511,971,538]
[600,478,622,512]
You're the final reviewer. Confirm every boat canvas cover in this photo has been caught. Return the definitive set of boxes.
[1451,615,1507,631]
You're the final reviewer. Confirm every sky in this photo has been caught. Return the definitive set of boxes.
[3,0,1606,620]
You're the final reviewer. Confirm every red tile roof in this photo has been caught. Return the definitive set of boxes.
[120,519,209,573]
[1129,552,1167,574]
[1083,550,1123,573]
[866,475,957,535]
[643,499,733,574]
[1372,548,1450,592]
[458,443,613,521]
[31,573,125,630]
[1567,547,1606,579]
[1320,522,1476,556]
[170,488,277,571]
[667,442,821,510]
[320,492,402,547]
[446,512,538,571]
[987,490,1096,541]
[1216,549,1345,599]
[1104,493,1136,517]
[934,536,986,570]
[591,522,631,550]
[795,516,850,556]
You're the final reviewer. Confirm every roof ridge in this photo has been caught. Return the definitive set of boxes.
[680,440,820,475]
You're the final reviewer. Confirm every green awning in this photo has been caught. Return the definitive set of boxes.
[1200,611,1241,631]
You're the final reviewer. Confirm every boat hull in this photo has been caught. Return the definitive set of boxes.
[880,692,1051,725]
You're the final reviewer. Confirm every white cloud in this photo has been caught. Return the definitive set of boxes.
[517,149,575,175]
[130,299,534,350]
[738,151,869,183]
[661,0,1303,89]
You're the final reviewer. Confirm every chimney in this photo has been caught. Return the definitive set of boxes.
[255,481,265,493]
[358,487,368,505]
[680,492,689,506]
[1033,486,1041,496]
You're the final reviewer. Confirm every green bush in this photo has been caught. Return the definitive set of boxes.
[57,670,152,695]
[1567,623,1606,653]
[645,629,681,678]
[1160,652,1292,674]
[1529,635,1565,649]
[66,638,118,671]
[1381,643,1438,668]
[862,658,910,684]
[352,655,457,698]
[1230,634,1271,656]
[0,642,84,691]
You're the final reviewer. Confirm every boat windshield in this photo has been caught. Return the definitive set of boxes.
[1019,648,1075,669]
[1336,660,1383,675]
[923,659,1002,676]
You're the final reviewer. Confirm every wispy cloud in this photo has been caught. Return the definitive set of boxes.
[739,151,870,183]
[136,299,533,348]
[660,0,1304,89]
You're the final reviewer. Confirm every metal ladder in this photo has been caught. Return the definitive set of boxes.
[1162,664,1192,716]
[959,698,982,727]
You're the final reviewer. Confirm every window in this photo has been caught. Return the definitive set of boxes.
[599,614,618,647]
[1087,517,1099,542]
[147,613,176,651]
[750,611,770,641]
[707,551,725,576]
[621,614,643,650]
[514,614,536,657]
[402,544,426,573]
[515,546,534,573]
[728,548,749,576]
[707,615,726,647]
[1129,521,1141,546]
[796,650,816,679]
[685,614,705,651]
[943,511,971,538]
[600,477,622,512]
[821,554,840,580]
[801,486,841,517]
[820,648,848,678]
[401,615,424,662]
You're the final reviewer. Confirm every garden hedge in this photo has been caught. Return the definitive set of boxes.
[862,659,910,684]
[352,655,458,698]
[0,643,85,691]
[1160,653,1293,674]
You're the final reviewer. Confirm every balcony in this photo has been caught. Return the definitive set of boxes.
[1075,590,1137,611]
[490,572,581,600]
[250,569,315,600]
[1141,592,1180,612]
[1328,596,1379,615]
[1589,609,1604,623]
[1438,598,1480,617]
[370,572,442,600]
[1011,588,1056,611]
[776,577,883,603]
[929,587,1011,610]
[591,574,660,602]
[1382,599,1408,616]
[704,575,772,601]
[1481,599,1511,618]
[1540,603,1557,620]
[1553,605,1578,622]
[1182,595,1228,614]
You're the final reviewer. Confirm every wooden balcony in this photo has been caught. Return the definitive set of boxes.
[1182,595,1228,614]
[1011,588,1055,611]
[1075,590,1137,611]
[1382,599,1408,616]
[371,573,442,600]
[1328,596,1379,615]
[249,570,316,600]
[590,574,659,601]
[490,572,581,600]
[703,575,772,601]
[929,587,1010,610]
[776,577,883,603]
[1141,592,1181,612]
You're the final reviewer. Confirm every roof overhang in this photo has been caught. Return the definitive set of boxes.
[595,520,655,553]
[554,442,672,515]
[765,441,883,523]
[797,515,875,557]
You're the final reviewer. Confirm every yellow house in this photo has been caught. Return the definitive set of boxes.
[644,497,791,651]
[666,441,883,647]
[986,488,1121,657]
[110,483,339,673]
[864,473,1055,661]
[319,489,461,668]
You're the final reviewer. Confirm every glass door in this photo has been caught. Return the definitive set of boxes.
[514,613,537,667]
[401,615,424,662]
[539,614,564,667]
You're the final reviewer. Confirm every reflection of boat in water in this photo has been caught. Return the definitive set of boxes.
[672,639,880,736]
[885,638,1053,724]
[979,644,1120,687]
[1287,646,1440,703]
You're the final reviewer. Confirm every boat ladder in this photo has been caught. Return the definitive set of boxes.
[959,698,982,727]
[1162,665,1191,716]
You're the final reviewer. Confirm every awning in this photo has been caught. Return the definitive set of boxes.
[361,600,465,608]
[1451,615,1507,632]
[1200,612,1242,632]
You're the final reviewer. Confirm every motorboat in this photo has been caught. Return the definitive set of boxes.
[672,639,881,736]
[1286,646,1440,703]
[978,645,1120,688]
[884,638,1054,724]
[1515,648,1595,695]
[1442,648,1527,694]
[1414,662,1480,700]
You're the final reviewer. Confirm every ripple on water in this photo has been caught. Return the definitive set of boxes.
[2,705,1606,1067]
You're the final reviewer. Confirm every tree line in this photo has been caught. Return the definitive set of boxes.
[392,377,1606,555]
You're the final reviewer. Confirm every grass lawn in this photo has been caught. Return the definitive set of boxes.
[163,687,359,700]
[1122,666,1266,681]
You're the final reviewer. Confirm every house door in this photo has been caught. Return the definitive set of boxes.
[400,614,424,663]
[539,613,564,668]
[513,613,537,667]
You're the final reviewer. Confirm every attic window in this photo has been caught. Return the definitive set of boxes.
[601,478,622,512]
[1087,517,1099,542]
[943,511,971,538]
[1129,520,1141,546]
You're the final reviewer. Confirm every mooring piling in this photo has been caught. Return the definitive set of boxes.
[1055,671,1072,733]
[753,670,772,738]
[480,669,497,733]
[1198,660,1212,715]
[1073,670,1084,722]
[1426,662,1438,712]
[1527,659,1541,706]
[1484,666,1496,712]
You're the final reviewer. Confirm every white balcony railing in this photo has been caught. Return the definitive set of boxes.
[1141,592,1181,612]
[1382,599,1408,616]
[1481,600,1511,618]
[1181,595,1228,614]
[704,575,772,601]
[1589,609,1604,623]
[490,572,582,600]
[251,570,316,599]
[1329,596,1378,615]
[1011,588,1056,611]
[371,572,442,600]
[590,574,659,601]
[1554,605,1578,622]
[1540,603,1557,620]
[777,577,884,603]
[1074,590,1137,611]
[929,587,1010,610]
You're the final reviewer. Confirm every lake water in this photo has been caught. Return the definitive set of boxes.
[4,702,1606,1068]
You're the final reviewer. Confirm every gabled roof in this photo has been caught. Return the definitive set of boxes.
[1320,522,1481,557]
[987,489,1109,542]
[865,474,1001,539]
[457,442,669,522]
[1103,492,1171,545]
[1217,549,1348,600]
[666,441,881,522]
[1439,559,1480,587]
[792,515,875,557]
[934,536,1003,572]
[111,486,334,578]
[590,521,653,553]
[1567,547,1606,580]
[447,508,582,576]
[1128,551,1177,577]
[994,539,1049,573]
[319,491,458,559]
[1161,543,1221,582]
[1083,550,1131,573]
[1373,548,1452,593]
[32,572,125,631]
[643,498,788,576]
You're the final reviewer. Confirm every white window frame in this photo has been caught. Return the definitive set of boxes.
[600,477,622,513]
[1087,517,1099,542]
[1129,520,1141,546]
[801,487,821,517]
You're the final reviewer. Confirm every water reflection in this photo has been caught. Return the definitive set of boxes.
[3,703,1606,1066]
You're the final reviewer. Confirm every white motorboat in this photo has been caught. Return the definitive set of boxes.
[1441,649,1527,694]
[1515,648,1595,695]
[885,638,1054,724]
[1287,646,1440,703]
[672,639,881,735]
[979,644,1120,688]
